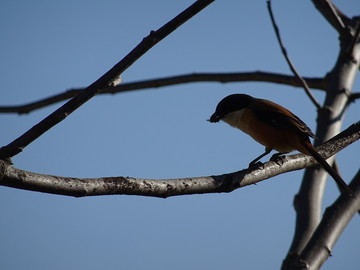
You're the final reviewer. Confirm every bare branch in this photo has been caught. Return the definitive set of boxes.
[283,170,360,270]
[0,89,80,115]
[267,0,321,109]
[0,0,215,160]
[282,5,360,267]
[311,0,351,33]
[350,92,360,102]
[1,121,359,197]
[0,72,326,115]
[346,18,360,60]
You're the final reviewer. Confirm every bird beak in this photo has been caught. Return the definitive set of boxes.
[209,113,221,123]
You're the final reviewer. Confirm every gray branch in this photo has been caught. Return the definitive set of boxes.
[1,122,359,198]
[282,1,360,270]
[292,169,360,270]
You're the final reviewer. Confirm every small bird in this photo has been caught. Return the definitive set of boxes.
[209,93,353,196]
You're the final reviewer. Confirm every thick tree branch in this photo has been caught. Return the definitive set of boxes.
[0,72,326,115]
[0,0,215,160]
[267,0,321,109]
[283,169,360,270]
[282,4,360,269]
[346,19,360,60]
[0,122,359,197]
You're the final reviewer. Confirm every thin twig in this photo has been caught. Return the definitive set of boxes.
[0,72,326,114]
[267,0,322,109]
[0,0,215,160]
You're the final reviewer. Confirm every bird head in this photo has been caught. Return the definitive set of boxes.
[209,94,253,123]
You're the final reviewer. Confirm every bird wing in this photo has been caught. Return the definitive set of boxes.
[252,99,316,139]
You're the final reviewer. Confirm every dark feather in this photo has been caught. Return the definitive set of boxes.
[254,107,316,139]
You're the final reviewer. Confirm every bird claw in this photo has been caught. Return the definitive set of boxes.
[248,161,265,170]
[270,153,286,166]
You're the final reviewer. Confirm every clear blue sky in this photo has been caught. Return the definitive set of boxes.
[0,1,359,270]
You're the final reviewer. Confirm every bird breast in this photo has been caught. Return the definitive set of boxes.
[222,108,296,153]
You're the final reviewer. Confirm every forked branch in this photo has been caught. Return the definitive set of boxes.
[282,170,360,270]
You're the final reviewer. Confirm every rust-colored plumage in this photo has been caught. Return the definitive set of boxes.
[210,94,353,196]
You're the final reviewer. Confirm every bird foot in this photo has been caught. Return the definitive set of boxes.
[248,161,265,170]
[270,153,286,166]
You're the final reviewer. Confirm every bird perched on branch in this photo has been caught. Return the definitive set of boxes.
[209,93,354,196]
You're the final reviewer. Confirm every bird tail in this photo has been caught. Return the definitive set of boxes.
[302,142,354,197]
